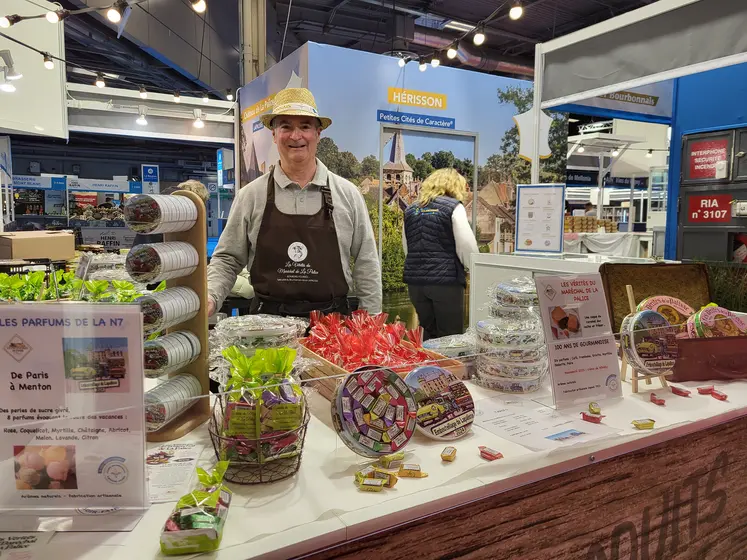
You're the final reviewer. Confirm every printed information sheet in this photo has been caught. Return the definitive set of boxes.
[147,443,203,503]
[535,274,622,407]
[475,399,618,452]
[514,184,565,253]
[0,304,146,510]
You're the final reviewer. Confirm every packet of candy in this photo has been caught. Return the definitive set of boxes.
[160,462,233,555]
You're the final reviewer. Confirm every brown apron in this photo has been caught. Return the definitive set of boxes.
[249,166,350,318]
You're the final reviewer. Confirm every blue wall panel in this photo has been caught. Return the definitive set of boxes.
[666,64,747,259]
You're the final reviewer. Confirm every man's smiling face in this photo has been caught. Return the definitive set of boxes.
[272,115,322,166]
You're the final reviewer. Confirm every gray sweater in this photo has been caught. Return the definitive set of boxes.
[207,160,382,312]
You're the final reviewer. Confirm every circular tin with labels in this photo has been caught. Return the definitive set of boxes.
[404,366,474,440]
[620,310,678,375]
[637,296,694,335]
[331,366,417,458]
[689,306,747,338]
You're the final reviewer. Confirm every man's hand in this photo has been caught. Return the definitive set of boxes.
[207,298,216,317]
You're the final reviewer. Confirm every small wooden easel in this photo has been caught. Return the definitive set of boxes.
[620,284,671,393]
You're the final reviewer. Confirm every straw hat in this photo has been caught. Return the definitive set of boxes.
[259,87,332,130]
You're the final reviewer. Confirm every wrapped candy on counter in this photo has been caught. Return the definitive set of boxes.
[303,310,430,371]
[219,347,306,464]
[160,462,232,556]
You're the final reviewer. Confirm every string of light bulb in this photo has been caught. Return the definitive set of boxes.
[0,29,236,102]
[396,1,524,70]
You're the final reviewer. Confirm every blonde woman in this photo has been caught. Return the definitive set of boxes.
[403,168,479,340]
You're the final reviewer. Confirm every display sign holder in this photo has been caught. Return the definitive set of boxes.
[514,184,566,254]
[620,284,670,393]
[0,303,147,528]
[146,190,210,442]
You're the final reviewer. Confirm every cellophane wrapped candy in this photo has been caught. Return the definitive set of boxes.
[160,462,232,555]
[219,347,306,464]
[302,310,430,371]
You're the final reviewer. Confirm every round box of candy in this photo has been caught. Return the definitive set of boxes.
[472,368,545,394]
[404,366,475,440]
[491,277,539,308]
[331,366,417,458]
[688,305,747,338]
[476,317,544,347]
[212,314,303,358]
[422,332,475,358]
[476,354,548,379]
[478,341,546,363]
[126,242,198,284]
[487,304,539,321]
[636,296,694,328]
[620,311,678,375]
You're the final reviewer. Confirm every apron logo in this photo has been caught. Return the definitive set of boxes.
[288,242,308,262]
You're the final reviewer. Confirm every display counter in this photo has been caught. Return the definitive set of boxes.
[27,372,747,560]
[563,232,653,258]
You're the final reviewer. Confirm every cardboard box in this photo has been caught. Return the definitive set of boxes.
[0,231,75,260]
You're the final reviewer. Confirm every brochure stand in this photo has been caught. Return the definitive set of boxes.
[620,284,670,393]
[145,191,210,442]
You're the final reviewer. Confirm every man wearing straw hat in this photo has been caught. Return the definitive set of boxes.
[207,87,382,318]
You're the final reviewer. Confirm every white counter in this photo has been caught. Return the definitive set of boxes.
[31,374,747,560]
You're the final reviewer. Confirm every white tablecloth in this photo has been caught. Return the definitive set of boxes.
[563,232,640,257]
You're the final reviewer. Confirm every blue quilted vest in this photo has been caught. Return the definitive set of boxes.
[403,196,466,286]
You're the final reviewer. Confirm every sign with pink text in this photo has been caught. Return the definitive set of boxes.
[535,274,622,408]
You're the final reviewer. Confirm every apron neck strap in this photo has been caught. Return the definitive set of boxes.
[267,164,335,219]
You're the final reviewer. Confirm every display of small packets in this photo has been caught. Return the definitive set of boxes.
[139,287,200,334]
[144,331,202,378]
[331,366,417,458]
[687,305,747,339]
[124,194,198,234]
[145,374,202,432]
[126,242,199,283]
[404,366,474,441]
[620,311,678,374]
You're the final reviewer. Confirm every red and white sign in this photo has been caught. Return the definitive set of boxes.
[688,194,732,223]
[688,138,729,180]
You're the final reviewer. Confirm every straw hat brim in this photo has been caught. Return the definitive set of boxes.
[259,110,332,130]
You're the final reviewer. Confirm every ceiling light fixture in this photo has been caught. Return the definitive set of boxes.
[173,91,181,103]
[509,2,524,20]
[0,15,21,29]
[430,52,441,68]
[646,149,653,158]
[107,0,127,23]
[95,72,106,88]
[192,0,207,13]
[136,106,148,126]
[45,10,59,23]
[577,145,585,153]
[202,93,209,104]
[418,58,427,72]
[398,56,406,68]
[473,26,486,46]
[446,43,458,60]
[139,86,147,99]
[43,53,54,70]
[226,89,234,101]
[612,148,620,157]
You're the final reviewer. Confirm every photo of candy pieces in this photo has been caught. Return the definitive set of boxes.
[14,445,77,490]
[549,305,581,340]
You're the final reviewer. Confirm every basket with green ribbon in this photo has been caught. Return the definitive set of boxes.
[160,462,232,555]
[208,347,310,484]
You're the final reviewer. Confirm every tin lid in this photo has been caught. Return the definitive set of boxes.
[636,296,694,328]
[404,366,474,441]
[692,306,747,338]
[620,311,678,375]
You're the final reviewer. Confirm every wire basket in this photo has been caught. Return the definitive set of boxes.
[208,395,310,485]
